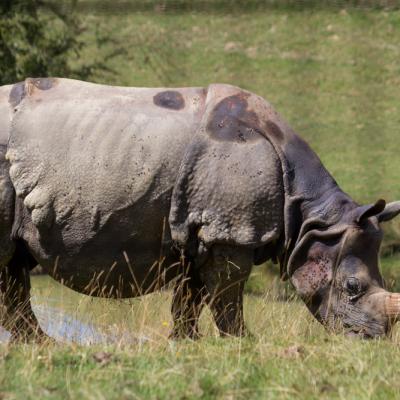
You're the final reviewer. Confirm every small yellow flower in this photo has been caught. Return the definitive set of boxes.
[162,321,169,327]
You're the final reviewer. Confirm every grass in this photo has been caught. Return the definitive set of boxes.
[1,275,400,400]
[2,3,400,399]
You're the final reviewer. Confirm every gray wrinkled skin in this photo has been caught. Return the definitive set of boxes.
[7,79,208,296]
[0,78,400,341]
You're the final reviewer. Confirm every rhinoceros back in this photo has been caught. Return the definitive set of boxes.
[6,78,205,292]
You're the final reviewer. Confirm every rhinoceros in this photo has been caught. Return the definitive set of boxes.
[0,77,399,341]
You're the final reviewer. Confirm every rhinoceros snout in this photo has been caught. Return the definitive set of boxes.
[340,291,400,339]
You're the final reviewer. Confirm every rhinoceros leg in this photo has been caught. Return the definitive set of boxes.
[199,245,253,337]
[170,263,208,339]
[0,242,46,341]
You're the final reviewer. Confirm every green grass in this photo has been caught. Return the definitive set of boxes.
[2,4,400,399]
[1,275,400,400]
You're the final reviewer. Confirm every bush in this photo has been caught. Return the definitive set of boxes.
[0,0,101,85]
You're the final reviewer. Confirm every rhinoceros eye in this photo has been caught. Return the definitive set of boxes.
[344,277,362,297]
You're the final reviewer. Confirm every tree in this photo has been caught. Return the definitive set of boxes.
[0,0,99,85]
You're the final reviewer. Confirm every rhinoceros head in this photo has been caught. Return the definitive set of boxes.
[287,199,400,338]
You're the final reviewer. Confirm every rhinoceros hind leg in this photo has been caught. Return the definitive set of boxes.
[200,245,253,337]
[169,263,208,340]
[0,241,47,342]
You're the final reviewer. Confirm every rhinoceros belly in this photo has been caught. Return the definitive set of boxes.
[7,78,205,296]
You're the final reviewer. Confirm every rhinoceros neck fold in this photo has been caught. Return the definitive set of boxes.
[283,133,356,223]
[255,101,358,275]
[275,135,356,279]
[282,133,357,244]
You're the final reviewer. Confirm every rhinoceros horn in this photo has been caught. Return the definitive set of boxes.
[385,293,400,320]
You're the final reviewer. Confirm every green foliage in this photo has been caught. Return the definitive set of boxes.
[0,0,101,85]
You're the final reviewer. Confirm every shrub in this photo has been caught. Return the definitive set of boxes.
[0,0,100,85]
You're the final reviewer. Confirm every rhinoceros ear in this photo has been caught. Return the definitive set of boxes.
[377,201,400,223]
[354,199,386,224]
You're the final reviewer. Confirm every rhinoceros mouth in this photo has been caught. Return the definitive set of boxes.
[344,328,375,339]
[341,316,388,339]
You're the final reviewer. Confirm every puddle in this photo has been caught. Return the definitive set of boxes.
[0,276,170,345]
[0,296,150,345]
[0,327,10,343]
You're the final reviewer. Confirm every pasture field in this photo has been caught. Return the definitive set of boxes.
[2,3,400,399]
[1,275,400,400]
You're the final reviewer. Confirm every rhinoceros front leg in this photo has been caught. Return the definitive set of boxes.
[0,243,46,341]
[199,245,253,337]
[170,263,208,340]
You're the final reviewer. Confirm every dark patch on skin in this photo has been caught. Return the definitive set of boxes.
[153,90,185,110]
[9,82,26,108]
[9,78,56,108]
[32,77,55,91]
[206,93,263,143]
[265,120,284,142]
